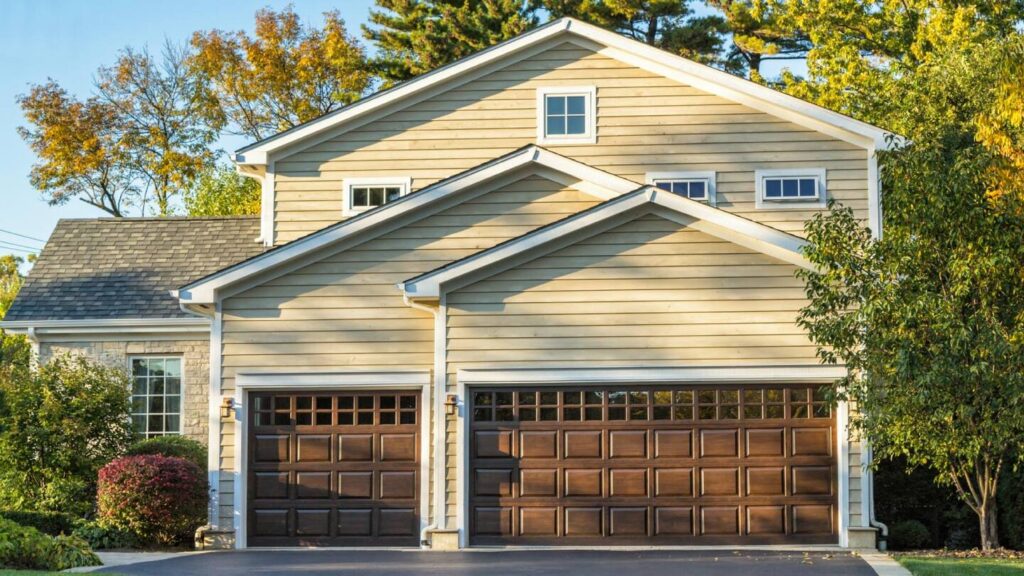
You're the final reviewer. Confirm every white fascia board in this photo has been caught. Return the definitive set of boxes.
[233,18,895,167]
[402,186,811,299]
[457,365,848,385]
[234,19,572,164]
[0,317,210,336]
[179,147,638,305]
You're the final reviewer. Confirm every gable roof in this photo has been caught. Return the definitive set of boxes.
[176,146,638,305]
[401,186,811,300]
[235,17,896,166]
[2,217,264,324]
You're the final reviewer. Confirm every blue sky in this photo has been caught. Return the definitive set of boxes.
[0,1,802,269]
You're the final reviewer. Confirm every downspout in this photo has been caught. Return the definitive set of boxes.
[865,443,890,549]
[403,294,446,546]
[26,326,40,368]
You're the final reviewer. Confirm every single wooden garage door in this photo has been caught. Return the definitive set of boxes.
[470,384,836,545]
[248,391,419,546]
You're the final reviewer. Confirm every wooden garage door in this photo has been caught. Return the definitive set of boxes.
[469,384,836,545]
[248,391,419,546]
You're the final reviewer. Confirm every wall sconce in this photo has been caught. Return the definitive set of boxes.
[220,397,235,419]
[445,394,458,416]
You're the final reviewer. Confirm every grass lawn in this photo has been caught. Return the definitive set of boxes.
[898,557,1024,575]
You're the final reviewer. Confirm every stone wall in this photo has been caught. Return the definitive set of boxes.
[39,339,210,444]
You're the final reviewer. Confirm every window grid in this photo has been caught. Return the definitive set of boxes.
[130,356,182,437]
[763,177,818,200]
[254,393,418,427]
[653,179,708,201]
[545,94,587,137]
[350,185,403,210]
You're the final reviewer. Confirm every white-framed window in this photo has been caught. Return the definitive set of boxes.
[342,177,412,215]
[536,86,596,145]
[129,356,183,437]
[646,171,717,206]
[755,168,827,210]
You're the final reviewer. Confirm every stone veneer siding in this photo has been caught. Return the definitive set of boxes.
[38,339,210,443]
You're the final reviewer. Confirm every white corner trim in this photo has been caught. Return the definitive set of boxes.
[754,168,828,211]
[868,151,882,239]
[457,365,848,385]
[838,399,851,548]
[646,171,717,207]
[233,17,894,165]
[342,176,413,217]
[402,186,811,299]
[536,85,597,145]
[179,146,638,305]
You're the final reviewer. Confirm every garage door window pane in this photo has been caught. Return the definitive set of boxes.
[130,356,183,437]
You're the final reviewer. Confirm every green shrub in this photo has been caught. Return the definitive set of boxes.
[889,519,933,550]
[0,510,75,536]
[98,455,207,546]
[128,436,207,471]
[0,517,99,570]
[71,519,137,550]
[0,355,133,516]
[998,462,1024,550]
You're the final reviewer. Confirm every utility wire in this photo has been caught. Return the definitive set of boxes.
[0,228,45,243]
[0,238,41,252]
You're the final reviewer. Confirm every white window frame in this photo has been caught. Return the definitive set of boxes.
[128,355,185,437]
[755,168,827,210]
[342,176,412,216]
[536,86,597,145]
[646,171,717,206]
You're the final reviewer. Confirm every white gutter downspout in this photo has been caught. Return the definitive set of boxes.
[403,294,446,546]
[865,443,890,549]
[26,326,40,367]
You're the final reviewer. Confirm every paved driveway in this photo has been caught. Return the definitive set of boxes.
[94,549,878,576]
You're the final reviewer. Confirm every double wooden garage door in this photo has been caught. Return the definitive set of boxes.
[247,391,420,546]
[470,384,837,545]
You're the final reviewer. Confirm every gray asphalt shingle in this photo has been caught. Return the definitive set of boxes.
[5,216,265,321]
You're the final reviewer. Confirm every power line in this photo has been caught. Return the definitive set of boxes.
[0,245,34,255]
[0,228,45,244]
[0,239,41,252]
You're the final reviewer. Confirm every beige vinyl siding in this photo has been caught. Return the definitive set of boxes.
[216,173,602,528]
[443,213,855,525]
[273,40,868,244]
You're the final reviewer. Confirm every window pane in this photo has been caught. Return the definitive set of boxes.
[165,377,180,395]
[149,396,164,413]
[655,181,673,191]
[546,115,565,135]
[148,415,164,433]
[399,394,415,408]
[765,179,781,197]
[353,188,368,206]
[782,178,799,197]
[385,186,402,202]
[539,391,558,405]
[547,95,565,115]
[131,359,147,377]
[799,178,817,197]
[495,392,514,405]
[518,392,536,405]
[166,396,180,414]
[566,115,586,134]
[133,377,147,395]
[473,392,493,406]
[689,181,706,199]
[165,359,181,377]
[370,187,385,206]
[566,95,586,115]
[132,396,146,412]
[380,396,396,410]
[150,379,164,394]
[149,358,165,376]
[166,415,180,433]
[358,396,374,409]
[584,391,602,404]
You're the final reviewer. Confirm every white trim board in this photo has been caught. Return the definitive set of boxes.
[0,317,211,339]
[177,146,637,305]
[402,186,811,300]
[233,18,896,166]
[231,369,432,549]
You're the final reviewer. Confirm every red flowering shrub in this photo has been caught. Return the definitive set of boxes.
[97,455,207,546]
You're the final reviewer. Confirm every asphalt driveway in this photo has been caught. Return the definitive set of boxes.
[93,549,879,576]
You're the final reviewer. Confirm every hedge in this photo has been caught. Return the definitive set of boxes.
[0,517,99,571]
[0,510,75,537]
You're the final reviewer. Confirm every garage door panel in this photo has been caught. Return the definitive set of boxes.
[470,384,835,545]
[248,390,419,547]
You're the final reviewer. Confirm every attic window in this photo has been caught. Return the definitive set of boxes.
[343,177,411,215]
[537,86,596,145]
[755,168,827,210]
[646,171,717,206]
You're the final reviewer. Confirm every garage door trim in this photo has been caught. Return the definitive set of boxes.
[234,371,431,549]
[455,366,850,548]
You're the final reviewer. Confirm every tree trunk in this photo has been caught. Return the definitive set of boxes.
[979,500,1000,550]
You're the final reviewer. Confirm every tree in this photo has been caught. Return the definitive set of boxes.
[366,0,538,86]
[0,256,30,370]
[797,37,1024,550]
[190,7,372,141]
[96,43,220,216]
[17,83,137,217]
[0,356,134,515]
[183,164,260,216]
[705,0,811,77]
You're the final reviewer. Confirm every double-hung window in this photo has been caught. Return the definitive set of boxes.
[343,177,411,215]
[755,168,827,209]
[537,86,596,145]
[646,171,717,206]
[130,356,182,437]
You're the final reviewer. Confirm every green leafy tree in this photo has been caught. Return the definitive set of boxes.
[366,0,538,86]
[190,7,372,141]
[796,37,1024,550]
[0,356,134,516]
[705,0,810,76]
[183,164,260,216]
[542,0,727,65]
[0,255,30,370]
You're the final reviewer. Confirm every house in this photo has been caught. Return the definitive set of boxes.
[1,18,893,550]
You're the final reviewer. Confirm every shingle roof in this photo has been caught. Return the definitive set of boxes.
[4,216,264,321]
